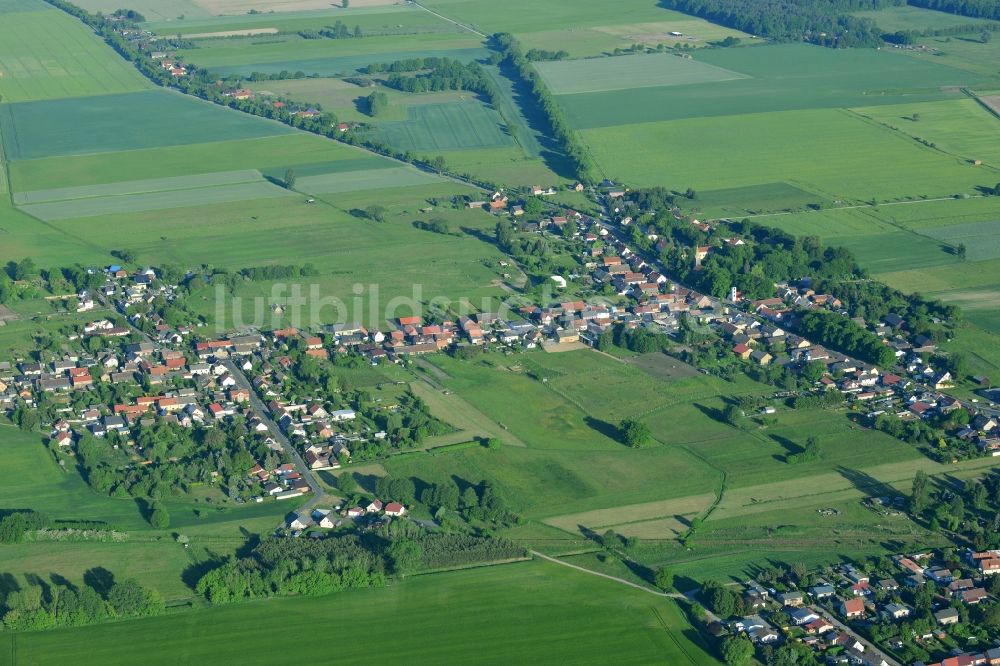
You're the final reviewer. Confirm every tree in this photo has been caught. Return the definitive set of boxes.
[911,469,930,515]
[653,567,674,591]
[956,243,967,261]
[723,404,744,427]
[108,579,165,618]
[365,205,387,222]
[284,168,296,189]
[366,91,388,116]
[721,636,754,666]
[387,538,423,575]
[149,503,170,529]
[338,471,357,494]
[619,418,651,448]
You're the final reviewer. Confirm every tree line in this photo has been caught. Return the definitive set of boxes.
[489,32,600,183]
[908,0,1000,20]
[660,0,900,47]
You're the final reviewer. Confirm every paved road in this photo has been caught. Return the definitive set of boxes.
[814,605,901,666]
[223,360,323,514]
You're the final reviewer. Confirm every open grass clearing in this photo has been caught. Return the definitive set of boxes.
[559,44,992,129]
[536,52,748,95]
[879,259,1000,334]
[544,494,716,535]
[438,146,562,186]
[581,108,987,202]
[896,31,1000,77]
[835,230,958,274]
[4,560,717,666]
[0,6,150,103]
[367,101,516,152]
[7,133,384,191]
[19,181,293,221]
[0,90,294,161]
[693,182,824,217]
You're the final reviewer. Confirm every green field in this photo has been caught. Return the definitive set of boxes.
[144,4,458,36]
[581,108,987,202]
[693,182,823,217]
[0,5,150,103]
[420,0,680,34]
[369,101,516,152]
[920,219,1000,262]
[1,560,718,665]
[72,0,211,21]
[19,180,292,221]
[880,258,1000,333]
[294,166,443,194]
[854,5,999,32]
[855,98,1000,167]
[8,134,387,191]
[0,90,295,160]
[536,52,748,95]
[180,32,487,77]
[559,44,993,129]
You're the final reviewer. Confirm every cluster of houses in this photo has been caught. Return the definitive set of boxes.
[287,499,407,534]
[723,550,1000,666]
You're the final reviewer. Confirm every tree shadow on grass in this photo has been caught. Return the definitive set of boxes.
[83,567,115,599]
[584,416,622,444]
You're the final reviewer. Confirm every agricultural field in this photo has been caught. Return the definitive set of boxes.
[535,52,748,95]
[143,4,461,36]
[2,560,718,666]
[559,44,993,128]
[178,33,487,77]
[0,3,150,103]
[368,101,515,152]
[580,108,989,203]
[853,4,999,33]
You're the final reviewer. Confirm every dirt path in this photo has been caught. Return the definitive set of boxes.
[412,1,487,37]
[530,550,677,598]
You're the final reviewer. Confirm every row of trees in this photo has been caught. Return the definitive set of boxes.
[490,32,600,183]
[381,58,497,100]
[2,573,163,631]
[797,309,897,367]
[908,0,1000,19]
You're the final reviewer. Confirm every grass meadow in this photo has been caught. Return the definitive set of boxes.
[368,101,516,152]
[2,560,718,665]
[0,5,150,103]
[516,20,755,58]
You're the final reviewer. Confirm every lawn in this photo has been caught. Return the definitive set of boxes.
[8,133,386,191]
[0,5,150,103]
[0,90,294,160]
[535,52,748,95]
[558,44,993,129]
[368,101,516,152]
[3,560,718,665]
[580,108,987,202]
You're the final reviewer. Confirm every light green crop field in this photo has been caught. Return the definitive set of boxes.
[919,220,1000,262]
[536,52,748,95]
[180,32,486,76]
[72,0,212,21]
[144,5,458,36]
[854,98,1000,167]
[12,170,265,205]
[420,0,680,34]
[897,31,1000,76]
[2,560,719,666]
[581,108,987,202]
[8,133,386,191]
[853,5,999,32]
[516,20,755,59]
[558,44,993,128]
[295,165,443,194]
[0,5,150,103]
[880,258,1000,334]
[368,101,515,152]
[693,182,823,217]
[0,90,294,160]
[20,180,292,221]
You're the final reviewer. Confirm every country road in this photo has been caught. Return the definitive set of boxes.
[223,360,323,516]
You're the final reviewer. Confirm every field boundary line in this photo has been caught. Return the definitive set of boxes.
[411,2,487,37]
[530,549,679,598]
